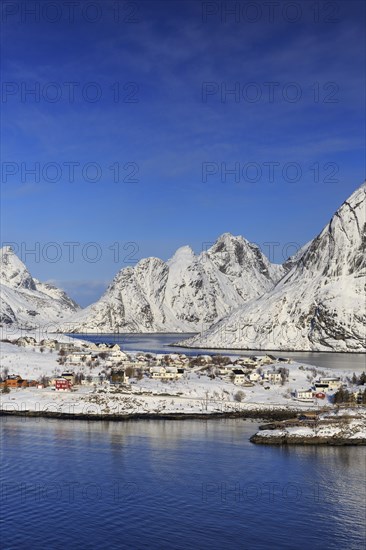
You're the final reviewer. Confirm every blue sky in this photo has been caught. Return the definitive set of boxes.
[1,0,365,306]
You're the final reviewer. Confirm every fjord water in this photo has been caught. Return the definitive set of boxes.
[70,333,366,372]
[1,417,365,550]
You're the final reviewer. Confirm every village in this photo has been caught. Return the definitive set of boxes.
[1,336,366,413]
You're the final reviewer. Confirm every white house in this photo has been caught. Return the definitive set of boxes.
[102,350,130,367]
[150,366,183,380]
[319,377,342,390]
[218,364,235,375]
[263,371,282,384]
[164,368,179,379]
[235,357,257,367]
[218,366,229,376]
[150,366,172,379]
[66,352,92,364]
[84,342,99,351]
[314,383,331,394]
[94,343,121,351]
[232,369,246,385]
[296,389,314,401]
[109,349,129,360]
[242,357,257,367]
[256,355,276,365]
[150,367,164,379]
[249,371,261,382]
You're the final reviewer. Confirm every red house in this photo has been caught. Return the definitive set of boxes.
[315,392,326,399]
[55,378,72,391]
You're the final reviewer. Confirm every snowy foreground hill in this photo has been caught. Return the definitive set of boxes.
[181,183,366,352]
[0,247,80,329]
[60,234,283,333]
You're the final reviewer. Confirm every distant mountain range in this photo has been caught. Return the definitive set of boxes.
[0,247,80,329]
[1,183,365,352]
[59,233,284,333]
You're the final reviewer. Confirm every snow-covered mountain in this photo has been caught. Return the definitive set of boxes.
[61,233,284,333]
[181,183,366,352]
[0,247,80,329]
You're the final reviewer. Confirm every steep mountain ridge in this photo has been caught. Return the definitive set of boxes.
[60,234,284,333]
[181,183,366,352]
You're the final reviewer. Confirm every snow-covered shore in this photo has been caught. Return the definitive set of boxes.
[1,336,363,420]
[0,386,310,420]
[250,409,366,445]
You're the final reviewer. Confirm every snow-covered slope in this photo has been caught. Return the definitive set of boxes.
[181,183,366,352]
[0,247,80,329]
[60,234,284,333]
[0,246,36,290]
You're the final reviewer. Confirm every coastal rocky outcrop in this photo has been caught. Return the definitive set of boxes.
[250,413,366,445]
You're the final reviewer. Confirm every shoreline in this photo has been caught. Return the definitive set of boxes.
[64,332,366,354]
[0,408,304,422]
[3,402,365,447]
[171,342,366,354]
[249,434,366,446]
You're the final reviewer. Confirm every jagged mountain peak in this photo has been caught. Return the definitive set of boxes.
[0,248,80,329]
[287,182,366,281]
[214,232,247,244]
[207,231,283,285]
[0,246,36,290]
[60,232,283,334]
[135,256,167,274]
[208,232,249,253]
[168,245,195,266]
[1,245,15,254]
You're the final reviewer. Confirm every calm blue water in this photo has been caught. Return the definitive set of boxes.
[1,417,365,550]
[69,333,366,372]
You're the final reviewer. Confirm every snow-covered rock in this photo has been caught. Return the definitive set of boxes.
[181,183,366,352]
[60,234,284,333]
[0,246,36,290]
[0,247,80,329]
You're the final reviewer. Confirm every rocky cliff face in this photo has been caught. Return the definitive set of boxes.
[61,234,284,333]
[0,247,80,329]
[181,183,366,352]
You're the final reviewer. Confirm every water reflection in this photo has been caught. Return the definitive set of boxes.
[1,417,365,550]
